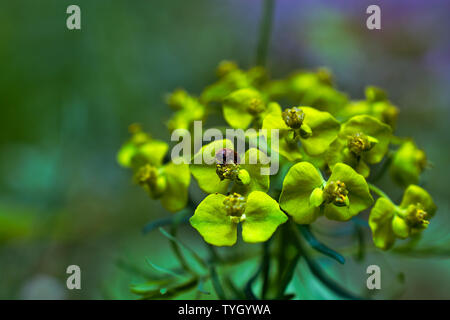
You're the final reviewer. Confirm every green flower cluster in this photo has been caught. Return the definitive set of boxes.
[117,124,190,212]
[118,61,436,251]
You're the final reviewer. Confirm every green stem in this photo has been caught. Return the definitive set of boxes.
[289,221,363,300]
[369,152,392,183]
[256,0,275,66]
[368,183,392,202]
[261,240,271,299]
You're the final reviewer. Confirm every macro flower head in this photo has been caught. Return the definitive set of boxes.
[369,185,436,250]
[165,89,206,132]
[326,115,392,177]
[190,191,287,246]
[117,124,190,212]
[338,86,399,129]
[262,103,340,161]
[190,139,270,195]
[390,141,428,187]
[279,162,373,224]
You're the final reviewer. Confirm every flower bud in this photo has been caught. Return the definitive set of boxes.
[282,107,305,129]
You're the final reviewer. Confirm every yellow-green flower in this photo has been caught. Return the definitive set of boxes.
[117,125,190,212]
[338,86,399,129]
[390,141,427,187]
[326,115,392,177]
[279,162,373,224]
[262,103,340,161]
[166,89,206,132]
[369,185,436,250]
[200,61,266,105]
[190,191,287,246]
[222,88,273,129]
[190,139,270,195]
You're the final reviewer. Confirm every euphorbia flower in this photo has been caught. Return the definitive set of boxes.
[200,61,266,105]
[279,162,373,224]
[265,69,348,115]
[369,185,436,250]
[117,125,190,212]
[165,89,206,132]
[190,191,287,246]
[326,115,392,177]
[338,86,399,129]
[117,124,169,169]
[389,141,428,187]
[222,88,278,129]
[190,139,270,195]
[262,103,340,161]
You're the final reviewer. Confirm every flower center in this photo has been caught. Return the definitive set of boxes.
[136,164,158,186]
[347,132,372,156]
[215,149,241,181]
[246,98,265,115]
[405,204,429,228]
[135,164,166,197]
[216,163,240,181]
[323,180,349,207]
[223,193,247,222]
[282,107,305,129]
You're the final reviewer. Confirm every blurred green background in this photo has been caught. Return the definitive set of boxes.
[0,0,449,299]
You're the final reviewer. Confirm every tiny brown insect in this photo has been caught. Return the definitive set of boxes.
[215,148,240,165]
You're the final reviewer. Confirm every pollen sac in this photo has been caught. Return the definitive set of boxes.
[324,180,349,207]
[347,132,373,156]
[216,163,240,181]
[404,204,429,228]
[223,193,247,219]
[215,148,240,165]
[282,107,305,129]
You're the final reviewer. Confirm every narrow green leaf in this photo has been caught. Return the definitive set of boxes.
[145,259,186,279]
[159,227,208,270]
[298,225,345,264]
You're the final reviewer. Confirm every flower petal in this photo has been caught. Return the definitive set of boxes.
[279,162,324,224]
[325,163,373,221]
[190,194,237,246]
[242,191,288,243]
